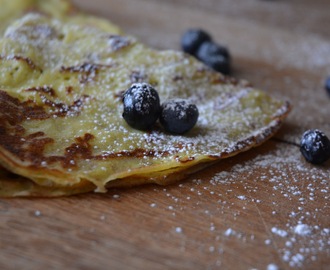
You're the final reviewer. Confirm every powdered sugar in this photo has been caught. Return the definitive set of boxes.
[294,224,312,236]
[271,227,288,238]
[205,140,329,268]
[267,264,279,270]
[161,99,197,120]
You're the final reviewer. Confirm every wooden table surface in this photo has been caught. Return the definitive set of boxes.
[1,0,329,269]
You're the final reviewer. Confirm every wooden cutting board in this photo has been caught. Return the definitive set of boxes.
[0,0,329,269]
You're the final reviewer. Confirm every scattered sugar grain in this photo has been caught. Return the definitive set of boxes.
[267,264,279,270]
[289,253,304,267]
[285,241,293,248]
[265,239,271,245]
[224,228,234,236]
[294,224,312,236]
[175,227,183,234]
[271,227,288,238]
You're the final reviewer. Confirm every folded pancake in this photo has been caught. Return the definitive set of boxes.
[0,14,290,196]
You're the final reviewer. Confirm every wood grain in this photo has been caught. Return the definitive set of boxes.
[0,0,329,269]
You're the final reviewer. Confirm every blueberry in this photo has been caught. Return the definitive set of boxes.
[300,129,330,164]
[122,83,160,130]
[197,41,231,61]
[196,41,231,75]
[181,29,212,56]
[160,99,199,134]
[325,76,330,97]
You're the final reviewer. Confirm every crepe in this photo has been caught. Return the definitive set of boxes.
[0,13,290,197]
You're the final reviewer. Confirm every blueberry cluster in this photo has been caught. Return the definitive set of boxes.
[122,83,199,134]
[181,29,231,75]
[300,129,330,165]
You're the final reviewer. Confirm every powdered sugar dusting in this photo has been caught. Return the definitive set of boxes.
[294,224,312,236]
[271,227,288,238]
[207,142,329,268]
[161,99,197,120]
[267,264,279,270]
[147,141,328,269]
[126,82,159,114]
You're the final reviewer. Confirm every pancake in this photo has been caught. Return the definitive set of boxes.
[0,14,290,196]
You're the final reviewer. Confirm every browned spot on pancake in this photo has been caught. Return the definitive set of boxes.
[66,86,74,94]
[0,91,57,162]
[42,95,91,117]
[23,133,54,166]
[225,76,240,85]
[0,90,172,170]
[60,63,98,73]
[24,86,90,117]
[47,133,95,168]
[0,123,54,168]
[174,142,195,150]
[0,55,43,72]
[173,75,183,81]
[60,63,99,83]
[0,90,50,123]
[60,63,113,83]
[108,35,131,51]
[97,148,170,160]
[211,75,228,85]
[0,90,92,166]
[209,73,242,86]
[25,86,56,97]
[48,136,171,169]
